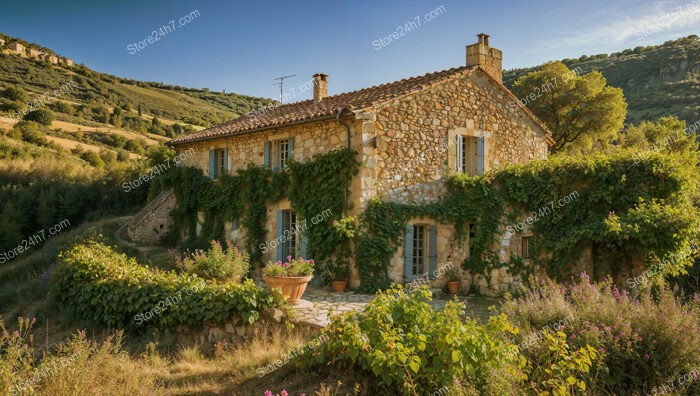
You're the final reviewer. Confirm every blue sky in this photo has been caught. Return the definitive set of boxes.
[1,0,698,100]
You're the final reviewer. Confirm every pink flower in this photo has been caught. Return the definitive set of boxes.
[310,259,315,265]
[264,392,273,396]
[277,261,282,265]
[570,334,577,339]
[613,288,621,300]
[604,326,611,332]
[287,255,292,261]
[643,354,650,361]
[599,347,605,353]
[652,340,657,344]
[280,390,288,396]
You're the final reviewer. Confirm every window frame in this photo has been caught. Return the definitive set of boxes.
[412,224,427,277]
[522,236,532,259]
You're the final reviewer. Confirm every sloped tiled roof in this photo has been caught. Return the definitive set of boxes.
[169,65,554,145]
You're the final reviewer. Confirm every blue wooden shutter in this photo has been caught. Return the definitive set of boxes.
[404,224,414,282]
[208,150,216,179]
[300,232,308,259]
[223,148,229,173]
[476,137,485,175]
[264,142,271,168]
[276,210,284,261]
[456,135,463,173]
[428,225,437,279]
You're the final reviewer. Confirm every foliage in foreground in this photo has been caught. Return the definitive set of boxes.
[303,286,600,395]
[503,274,700,395]
[51,240,283,330]
[0,318,160,395]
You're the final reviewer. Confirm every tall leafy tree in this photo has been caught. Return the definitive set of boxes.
[512,62,627,154]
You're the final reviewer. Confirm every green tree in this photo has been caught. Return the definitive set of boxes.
[23,108,55,126]
[1,87,29,103]
[0,202,24,253]
[81,151,105,167]
[511,62,627,154]
[617,116,699,157]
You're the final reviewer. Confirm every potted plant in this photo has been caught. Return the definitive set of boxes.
[445,267,461,294]
[325,258,350,292]
[262,256,314,305]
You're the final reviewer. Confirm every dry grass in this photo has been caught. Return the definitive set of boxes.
[0,318,353,396]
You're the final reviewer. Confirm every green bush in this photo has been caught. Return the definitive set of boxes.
[23,108,55,126]
[80,151,104,167]
[177,240,249,282]
[1,87,29,103]
[503,275,700,394]
[51,240,283,329]
[13,120,48,145]
[303,286,527,394]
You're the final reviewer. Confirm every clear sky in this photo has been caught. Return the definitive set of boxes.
[1,0,698,101]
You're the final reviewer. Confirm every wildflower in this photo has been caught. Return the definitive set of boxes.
[643,354,650,361]
[287,255,292,261]
[652,340,657,344]
[280,390,288,396]
[599,347,605,353]
[264,392,273,396]
[609,210,616,216]
[613,288,621,300]
[604,326,611,332]
[570,334,577,339]
[277,261,282,265]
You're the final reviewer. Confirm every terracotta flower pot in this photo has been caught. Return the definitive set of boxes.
[263,275,313,305]
[447,281,460,294]
[330,279,348,292]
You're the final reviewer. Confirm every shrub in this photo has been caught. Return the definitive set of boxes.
[263,256,315,277]
[51,240,283,329]
[13,120,48,145]
[177,240,249,282]
[303,286,526,394]
[80,151,104,167]
[503,275,700,394]
[23,108,55,126]
[1,87,29,103]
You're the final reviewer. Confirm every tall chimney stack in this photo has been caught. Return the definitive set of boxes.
[466,33,503,83]
[313,73,328,101]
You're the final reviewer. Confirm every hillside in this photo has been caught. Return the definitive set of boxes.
[503,35,700,126]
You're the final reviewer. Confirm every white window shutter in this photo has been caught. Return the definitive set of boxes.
[456,135,464,173]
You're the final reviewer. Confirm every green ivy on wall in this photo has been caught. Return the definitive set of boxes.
[355,151,699,292]
[163,148,358,268]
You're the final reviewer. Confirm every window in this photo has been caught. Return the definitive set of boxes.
[456,135,485,175]
[281,210,298,259]
[208,148,228,179]
[404,224,437,281]
[265,138,294,170]
[522,236,532,259]
[412,225,427,276]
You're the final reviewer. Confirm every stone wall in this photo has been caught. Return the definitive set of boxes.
[175,308,288,346]
[127,190,177,245]
[370,68,548,203]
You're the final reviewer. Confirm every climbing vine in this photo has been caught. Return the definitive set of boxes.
[164,148,358,268]
[356,151,699,291]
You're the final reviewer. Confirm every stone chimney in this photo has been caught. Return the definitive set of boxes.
[313,73,328,101]
[466,33,503,83]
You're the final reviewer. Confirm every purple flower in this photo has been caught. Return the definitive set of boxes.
[613,288,621,300]
[287,255,292,261]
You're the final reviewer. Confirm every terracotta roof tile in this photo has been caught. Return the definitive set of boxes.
[169,66,477,145]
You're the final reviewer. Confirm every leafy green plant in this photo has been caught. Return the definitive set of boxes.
[51,240,284,329]
[303,285,526,394]
[176,240,249,282]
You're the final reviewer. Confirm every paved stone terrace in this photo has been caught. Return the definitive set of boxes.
[291,287,498,328]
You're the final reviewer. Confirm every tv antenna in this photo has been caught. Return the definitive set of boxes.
[274,74,296,103]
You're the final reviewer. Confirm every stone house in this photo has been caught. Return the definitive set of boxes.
[61,57,74,66]
[7,42,25,56]
[28,48,43,58]
[43,54,58,64]
[132,34,553,292]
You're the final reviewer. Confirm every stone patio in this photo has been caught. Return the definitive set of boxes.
[290,287,497,328]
